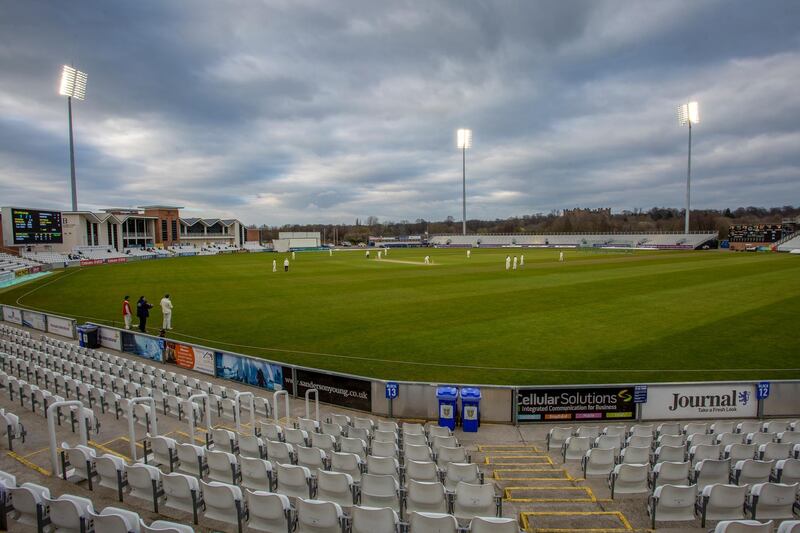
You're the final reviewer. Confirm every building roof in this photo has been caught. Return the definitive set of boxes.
[138,205,184,210]
[180,218,241,227]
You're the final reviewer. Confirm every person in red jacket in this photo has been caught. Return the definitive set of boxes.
[122,295,133,330]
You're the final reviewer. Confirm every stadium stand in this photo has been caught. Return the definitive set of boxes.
[124,247,158,259]
[0,253,44,274]
[777,234,800,253]
[429,232,718,249]
[73,246,128,260]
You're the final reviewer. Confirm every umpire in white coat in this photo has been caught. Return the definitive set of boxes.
[160,294,173,330]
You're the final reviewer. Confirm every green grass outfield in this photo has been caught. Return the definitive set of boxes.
[2,248,799,385]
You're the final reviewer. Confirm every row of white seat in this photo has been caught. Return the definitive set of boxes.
[648,482,800,528]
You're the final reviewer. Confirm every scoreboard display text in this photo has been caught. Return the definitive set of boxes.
[11,208,63,244]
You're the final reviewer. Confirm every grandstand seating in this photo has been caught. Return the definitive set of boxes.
[0,252,44,273]
[429,232,718,249]
[1,323,799,532]
[73,245,128,260]
[778,234,800,252]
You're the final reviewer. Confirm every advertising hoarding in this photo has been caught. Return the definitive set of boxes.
[517,386,636,422]
[215,352,285,391]
[98,327,123,351]
[165,341,215,375]
[641,384,757,420]
[22,310,46,331]
[285,368,372,412]
[2,306,22,325]
[47,316,75,338]
[121,332,165,362]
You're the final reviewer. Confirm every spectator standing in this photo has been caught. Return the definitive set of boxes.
[122,295,133,330]
[160,294,173,330]
[136,296,152,333]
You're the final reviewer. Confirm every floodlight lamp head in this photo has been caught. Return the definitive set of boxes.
[456,128,472,149]
[678,101,699,125]
[59,65,88,101]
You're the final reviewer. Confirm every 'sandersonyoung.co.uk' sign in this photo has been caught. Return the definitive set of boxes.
[641,384,757,420]
[517,386,635,422]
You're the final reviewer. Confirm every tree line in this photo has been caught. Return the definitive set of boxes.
[248,206,800,244]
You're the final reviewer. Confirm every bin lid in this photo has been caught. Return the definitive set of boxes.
[435,386,458,400]
[80,324,99,331]
[460,387,481,400]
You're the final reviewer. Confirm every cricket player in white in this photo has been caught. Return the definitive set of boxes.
[329,249,333,256]
[378,251,382,260]
[284,258,290,272]
[272,259,277,272]
[160,294,173,330]
[505,256,511,270]
[366,250,370,259]
[292,251,296,260]
[424,255,430,264]
[559,251,564,262]
[520,254,524,267]
[513,257,518,270]
[466,249,471,259]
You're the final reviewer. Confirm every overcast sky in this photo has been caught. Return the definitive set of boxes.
[1,1,798,225]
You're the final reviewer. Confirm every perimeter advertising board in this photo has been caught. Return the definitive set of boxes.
[165,341,215,375]
[517,386,635,422]
[2,306,22,325]
[641,384,757,420]
[215,352,285,391]
[47,316,75,338]
[22,310,46,331]
[98,327,123,351]
[284,368,372,412]
[121,332,165,362]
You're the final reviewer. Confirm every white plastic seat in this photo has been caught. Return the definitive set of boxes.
[685,422,709,436]
[582,447,615,477]
[321,422,343,438]
[698,484,748,527]
[316,469,355,507]
[354,417,375,434]
[295,498,344,533]
[688,433,716,447]
[431,435,459,454]
[239,434,265,459]
[734,459,774,485]
[239,456,273,492]
[626,435,653,449]
[562,436,591,461]
[436,445,468,468]
[360,473,401,512]
[201,480,245,533]
[373,429,398,444]
[760,442,792,461]
[141,519,195,533]
[620,446,650,465]
[777,521,800,533]
[125,463,164,512]
[297,446,327,471]
[738,421,762,434]
[266,440,295,464]
[404,433,428,447]
[285,427,309,447]
[207,449,239,484]
[748,433,777,446]
[716,432,744,447]
[245,490,291,533]
[690,444,722,466]
[444,462,481,491]
[651,461,690,487]
[0,410,25,451]
[774,458,800,484]
[7,482,50,527]
[162,472,203,524]
[330,452,363,483]
[340,437,368,460]
[657,434,685,448]
[87,506,141,533]
[575,425,601,439]
[694,459,732,491]
[629,424,654,438]
[468,516,520,533]
[711,421,737,434]
[44,493,95,533]
[408,511,458,533]
[276,463,313,499]
[763,421,790,434]
[405,459,440,486]
[367,455,400,481]
[298,418,320,435]
[453,481,499,520]
[402,422,424,437]
[371,440,400,459]
[608,463,649,497]
[726,443,758,462]
[149,435,178,471]
[648,483,697,528]
[654,445,685,464]
[96,454,127,501]
[714,520,775,532]
[176,442,206,478]
[253,397,271,419]
[748,482,799,520]
[779,432,800,446]
[329,414,350,428]
[311,432,337,453]
[211,427,238,454]
[61,443,97,487]
[427,425,451,440]
[406,480,448,514]
[349,427,370,443]
[350,505,399,533]
[260,422,284,442]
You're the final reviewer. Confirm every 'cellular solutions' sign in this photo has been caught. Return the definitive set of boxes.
[517,386,635,422]
[641,384,757,420]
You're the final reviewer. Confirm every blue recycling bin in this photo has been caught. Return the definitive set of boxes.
[77,324,99,349]
[460,387,481,432]
[436,386,458,431]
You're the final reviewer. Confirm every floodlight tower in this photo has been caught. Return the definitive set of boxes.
[677,101,699,234]
[456,128,472,235]
[59,65,88,211]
